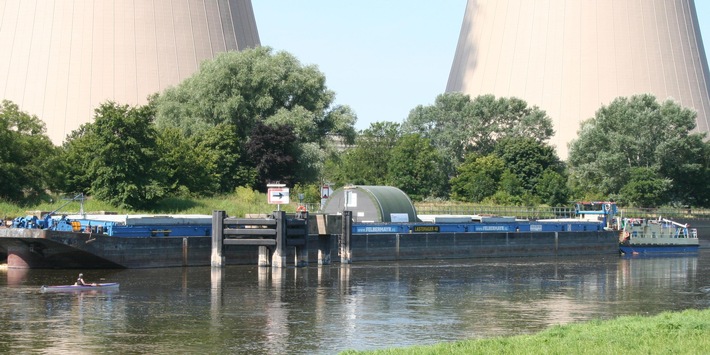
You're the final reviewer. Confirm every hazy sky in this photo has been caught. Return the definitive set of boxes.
[252,1,710,131]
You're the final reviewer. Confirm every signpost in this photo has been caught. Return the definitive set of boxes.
[267,183,289,211]
[320,184,332,209]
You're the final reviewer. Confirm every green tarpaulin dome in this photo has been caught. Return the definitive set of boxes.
[322,186,417,223]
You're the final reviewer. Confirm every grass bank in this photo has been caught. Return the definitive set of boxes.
[341,309,710,354]
[0,187,280,221]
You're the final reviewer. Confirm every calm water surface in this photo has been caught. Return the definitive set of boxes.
[2,251,710,354]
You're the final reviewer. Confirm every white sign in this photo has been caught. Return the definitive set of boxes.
[321,185,332,199]
[390,213,410,223]
[267,187,290,204]
[345,190,357,207]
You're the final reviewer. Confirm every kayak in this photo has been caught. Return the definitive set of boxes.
[40,283,120,293]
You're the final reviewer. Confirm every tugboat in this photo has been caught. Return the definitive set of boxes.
[618,217,699,255]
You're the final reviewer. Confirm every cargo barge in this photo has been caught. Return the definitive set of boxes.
[0,202,621,269]
[0,188,631,268]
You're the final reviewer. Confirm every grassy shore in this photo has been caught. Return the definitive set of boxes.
[341,309,710,354]
[0,188,280,221]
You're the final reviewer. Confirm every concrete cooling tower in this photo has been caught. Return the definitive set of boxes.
[447,0,710,158]
[0,0,260,144]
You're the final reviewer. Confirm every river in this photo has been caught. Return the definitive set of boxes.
[2,251,709,354]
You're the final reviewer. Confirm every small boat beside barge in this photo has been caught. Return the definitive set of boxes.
[618,217,699,255]
[40,282,120,293]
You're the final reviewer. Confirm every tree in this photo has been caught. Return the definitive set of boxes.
[194,123,256,193]
[154,127,218,196]
[450,154,506,202]
[568,94,709,206]
[245,122,299,189]
[618,167,672,207]
[0,100,57,202]
[494,137,564,193]
[655,132,710,207]
[488,170,528,205]
[331,121,401,186]
[154,47,357,185]
[534,169,571,206]
[403,93,554,175]
[386,134,448,201]
[51,125,94,196]
[61,102,164,209]
[449,136,568,205]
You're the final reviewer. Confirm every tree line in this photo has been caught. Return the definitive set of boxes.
[1,47,709,209]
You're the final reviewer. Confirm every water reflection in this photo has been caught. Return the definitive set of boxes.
[1,252,709,354]
[6,268,27,286]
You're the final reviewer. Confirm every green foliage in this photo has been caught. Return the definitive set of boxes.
[51,124,93,195]
[0,100,57,202]
[403,93,554,175]
[450,154,505,202]
[495,137,568,205]
[195,123,256,193]
[155,127,218,196]
[294,141,327,185]
[154,46,357,186]
[494,137,564,191]
[331,122,401,186]
[322,154,346,187]
[534,169,571,206]
[450,137,566,206]
[245,122,299,189]
[92,103,165,209]
[233,186,263,206]
[618,167,672,207]
[483,169,540,206]
[386,134,448,201]
[497,170,526,198]
[60,102,164,210]
[291,183,321,204]
[568,94,709,207]
[403,92,472,173]
[1,189,275,219]
[656,133,710,206]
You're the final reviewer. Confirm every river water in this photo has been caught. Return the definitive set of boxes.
[2,251,710,354]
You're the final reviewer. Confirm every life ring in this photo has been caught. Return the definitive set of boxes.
[297,205,307,213]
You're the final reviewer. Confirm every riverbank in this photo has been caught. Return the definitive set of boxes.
[342,308,710,354]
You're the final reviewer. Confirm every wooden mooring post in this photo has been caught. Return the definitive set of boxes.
[340,210,352,264]
[211,210,309,268]
[315,214,332,265]
[211,210,225,267]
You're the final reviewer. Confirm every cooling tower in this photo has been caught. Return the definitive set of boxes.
[0,0,260,144]
[447,0,710,158]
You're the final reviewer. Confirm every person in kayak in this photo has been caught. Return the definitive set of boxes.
[75,273,97,286]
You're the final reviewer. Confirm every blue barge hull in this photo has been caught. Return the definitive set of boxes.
[0,227,619,269]
[0,208,621,268]
[619,245,700,256]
